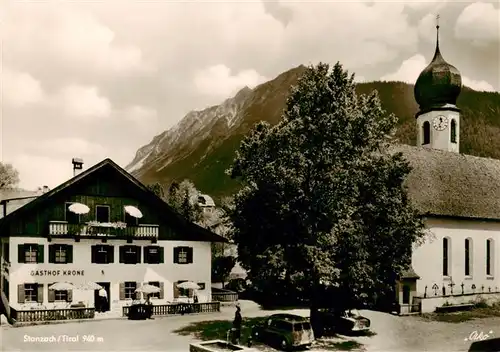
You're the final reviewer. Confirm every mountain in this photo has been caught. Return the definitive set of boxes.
[126,65,500,202]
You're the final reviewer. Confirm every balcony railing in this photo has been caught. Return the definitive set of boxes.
[122,301,220,317]
[49,221,159,239]
[11,307,95,322]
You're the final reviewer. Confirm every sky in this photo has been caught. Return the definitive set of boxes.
[0,0,499,190]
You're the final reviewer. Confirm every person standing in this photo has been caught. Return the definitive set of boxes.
[98,287,108,312]
[232,303,242,344]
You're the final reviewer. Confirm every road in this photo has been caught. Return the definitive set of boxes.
[1,301,499,351]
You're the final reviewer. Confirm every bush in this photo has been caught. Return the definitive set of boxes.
[474,298,489,309]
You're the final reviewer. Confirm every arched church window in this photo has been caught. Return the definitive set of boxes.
[450,119,457,143]
[465,238,473,276]
[443,237,451,276]
[486,239,494,276]
[422,121,430,145]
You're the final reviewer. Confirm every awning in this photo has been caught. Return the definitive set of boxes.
[124,205,143,218]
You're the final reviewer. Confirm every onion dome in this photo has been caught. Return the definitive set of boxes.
[414,20,462,112]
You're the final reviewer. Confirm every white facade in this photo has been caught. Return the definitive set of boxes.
[412,218,500,296]
[2,236,212,312]
[416,108,460,153]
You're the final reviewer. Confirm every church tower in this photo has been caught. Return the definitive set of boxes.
[414,16,462,153]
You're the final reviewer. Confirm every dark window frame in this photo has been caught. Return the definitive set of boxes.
[92,245,114,264]
[144,246,163,264]
[24,283,38,302]
[120,245,141,264]
[486,239,493,276]
[422,121,431,145]
[450,119,457,143]
[465,238,472,276]
[443,237,450,276]
[124,281,137,299]
[95,205,110,223]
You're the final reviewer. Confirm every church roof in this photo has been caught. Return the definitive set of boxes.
[394,144,500,221]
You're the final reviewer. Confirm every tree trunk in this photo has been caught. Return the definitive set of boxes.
[309,280,323,338]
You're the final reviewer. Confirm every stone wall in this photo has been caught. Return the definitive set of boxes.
[414,291,500,313]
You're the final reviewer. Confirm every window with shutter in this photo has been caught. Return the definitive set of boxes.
[108,245,115,263]
[67,290,73,302]
[159,282,165,299]
[37,284,44,303]
[48,283,56,303]
[37,245,44,263]
[124,282,136,299]
[17,284,25,303]
[95,245,111,264]
[177,280,188,297]
[91,245,97,263]
[175,247,191,264]
[145,246,161,264]
[120,246,140,264]
[148,281,160,299]
[25,244,38,263]
[49,245,68,264]
[119,282,126,300]
[173,282,179,298]
[173,247,180,264]
[66,245,73,263]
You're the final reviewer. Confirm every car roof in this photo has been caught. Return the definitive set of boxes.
[270,314,308,322]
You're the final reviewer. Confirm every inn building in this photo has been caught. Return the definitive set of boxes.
[0,158,226,317]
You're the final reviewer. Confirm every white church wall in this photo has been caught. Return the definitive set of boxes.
[412,217,500,299]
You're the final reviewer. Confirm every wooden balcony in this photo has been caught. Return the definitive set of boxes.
[49,221,159,239]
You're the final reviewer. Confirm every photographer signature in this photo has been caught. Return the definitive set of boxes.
[464,330,494,342]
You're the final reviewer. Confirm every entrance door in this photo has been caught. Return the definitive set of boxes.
[94,282,111,312]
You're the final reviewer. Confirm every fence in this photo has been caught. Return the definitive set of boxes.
[11,307,95,322]
[212,291,239,302]
[122,302,220,317]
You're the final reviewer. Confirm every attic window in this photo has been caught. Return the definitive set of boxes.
[198,196,206,205]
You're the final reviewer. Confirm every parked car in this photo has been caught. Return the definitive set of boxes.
[251,313,314,350]
[312,308,370,335]
[468,337,500,352]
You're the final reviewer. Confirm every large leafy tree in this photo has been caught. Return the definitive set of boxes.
[0,162,19,189]
[227,63,426,312]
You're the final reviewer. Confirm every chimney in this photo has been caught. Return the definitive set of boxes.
[72,158,84,177]
[42,185,50,193]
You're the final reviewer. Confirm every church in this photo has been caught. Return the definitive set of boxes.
[394,21,500,314]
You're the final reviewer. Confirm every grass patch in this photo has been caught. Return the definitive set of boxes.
[173,316,268,341]
[420,301,500,323]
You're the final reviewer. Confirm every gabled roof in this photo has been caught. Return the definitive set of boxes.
[392,144,500,221]
[0,158,227,242]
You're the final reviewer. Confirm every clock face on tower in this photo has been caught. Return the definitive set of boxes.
[432,115,449,131]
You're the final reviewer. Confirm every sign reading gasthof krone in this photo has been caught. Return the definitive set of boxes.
[30,269,84,276]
